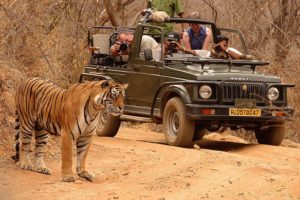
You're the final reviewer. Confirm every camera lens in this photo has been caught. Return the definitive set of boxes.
[119,43,128,51]
[169,42,177,49]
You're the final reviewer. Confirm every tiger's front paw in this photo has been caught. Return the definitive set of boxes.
[35,167,51,175]
[61,175,75,182]
[21,163,33,171]
[78,171,95,182]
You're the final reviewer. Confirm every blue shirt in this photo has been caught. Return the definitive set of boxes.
[186,26,207,50]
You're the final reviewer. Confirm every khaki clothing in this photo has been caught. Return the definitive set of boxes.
[140,35,160,52]
[147,0,184,33]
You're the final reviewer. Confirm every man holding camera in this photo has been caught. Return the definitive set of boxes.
[111,31,160,56]
[164,32,196,56]
[210,35,252,59]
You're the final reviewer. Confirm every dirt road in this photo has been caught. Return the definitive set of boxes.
[1,126,300,200]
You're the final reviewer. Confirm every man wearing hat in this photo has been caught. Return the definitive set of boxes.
[164,32,196,56]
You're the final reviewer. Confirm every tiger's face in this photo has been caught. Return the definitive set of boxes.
[93,80,128,115]
[106,83,128,116]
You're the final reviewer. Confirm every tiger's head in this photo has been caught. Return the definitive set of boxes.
[93,80,128,115]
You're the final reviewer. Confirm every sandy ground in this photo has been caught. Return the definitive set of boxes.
[0,126,300,200]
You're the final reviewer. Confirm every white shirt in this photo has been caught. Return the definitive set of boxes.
[140,35,161,61]
[140,35,160,52]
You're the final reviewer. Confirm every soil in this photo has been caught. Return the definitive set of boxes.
[0,126,300,200]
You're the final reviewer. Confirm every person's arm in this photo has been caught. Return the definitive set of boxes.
[227,48,252,59]
[202,28,212,50]
[182,31,192,50]
[174,0,185,31]
[174,0,184,17]
[219,42,251,59]
[227,47,244,59]
[175,42,196,55]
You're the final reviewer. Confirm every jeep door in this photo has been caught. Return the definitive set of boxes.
[126,59,162,107]
[124,25,164,116]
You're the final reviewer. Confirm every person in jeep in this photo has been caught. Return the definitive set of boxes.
[182,11,212,51]
[164,32,197,56]
[110,31,160,56]
[210,35,252,59]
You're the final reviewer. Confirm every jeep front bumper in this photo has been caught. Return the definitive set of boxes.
[186,104,294,122]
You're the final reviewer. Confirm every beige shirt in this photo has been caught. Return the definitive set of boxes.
[140,35,161,61]
[140,35,160,52]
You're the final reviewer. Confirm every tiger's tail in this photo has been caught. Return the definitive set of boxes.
[12,110,20,162]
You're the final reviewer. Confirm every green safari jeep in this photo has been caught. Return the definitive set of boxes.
[80,18,294,147]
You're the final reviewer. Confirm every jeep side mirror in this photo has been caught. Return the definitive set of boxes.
[144,49,153,61]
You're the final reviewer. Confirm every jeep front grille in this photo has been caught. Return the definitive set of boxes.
[222,82,266,103]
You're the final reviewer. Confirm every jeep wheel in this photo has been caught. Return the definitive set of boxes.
[163,97,195,147]
[96,110,121,137]
[255,124,285,145]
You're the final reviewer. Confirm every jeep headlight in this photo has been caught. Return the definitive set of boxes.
[199,85,212,99]
[267,87,279,101]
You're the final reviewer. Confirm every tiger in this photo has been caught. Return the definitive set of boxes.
[12,77,128,182]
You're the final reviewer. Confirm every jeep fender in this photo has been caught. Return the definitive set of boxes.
[159,84,191,116]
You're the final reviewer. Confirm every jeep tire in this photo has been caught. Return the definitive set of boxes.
[163,97,195,147]
[255,123,285,145]
[96,111,121,137]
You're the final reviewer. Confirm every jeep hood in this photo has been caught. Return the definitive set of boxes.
[164,63,281,83]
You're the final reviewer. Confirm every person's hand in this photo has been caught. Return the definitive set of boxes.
[112,43,121,52]
[218,40,228,51]
[172,41,181,49]
[149,11,170,22]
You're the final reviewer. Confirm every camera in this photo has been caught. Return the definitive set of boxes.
[168,41,178,52]
[119,42,129,52]
[214,44,222,52]
[166,32,181,55]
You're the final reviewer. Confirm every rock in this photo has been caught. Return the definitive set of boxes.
[193,144,201,150]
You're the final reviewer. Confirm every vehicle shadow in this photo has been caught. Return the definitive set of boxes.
[194,138,252,152]
[135,136,253,153]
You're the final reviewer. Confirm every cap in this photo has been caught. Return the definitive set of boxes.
[166,32,181,41]
[215,35,229,43]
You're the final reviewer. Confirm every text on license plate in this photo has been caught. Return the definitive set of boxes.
[229,108,261,117]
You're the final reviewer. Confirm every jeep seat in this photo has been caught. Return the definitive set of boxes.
[91,34,110,55]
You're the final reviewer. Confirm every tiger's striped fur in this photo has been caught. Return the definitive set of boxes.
[13,77,127,182]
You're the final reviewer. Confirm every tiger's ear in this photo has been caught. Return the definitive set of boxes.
[122,83,129,89]
[101,80,110,88]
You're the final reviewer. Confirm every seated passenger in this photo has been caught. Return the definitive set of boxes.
[182,11,212,52]
[111,31,160,56]
[164,32,196,56]
[210,35,252,60]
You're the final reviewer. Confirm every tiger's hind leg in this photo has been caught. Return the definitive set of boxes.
[20,128,34,171]
[76,135,95,181]
[33,129,50,175]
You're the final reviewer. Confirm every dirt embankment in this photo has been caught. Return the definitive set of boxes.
[1,126,300,200]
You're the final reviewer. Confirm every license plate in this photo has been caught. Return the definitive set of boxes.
[229,108,261,117]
